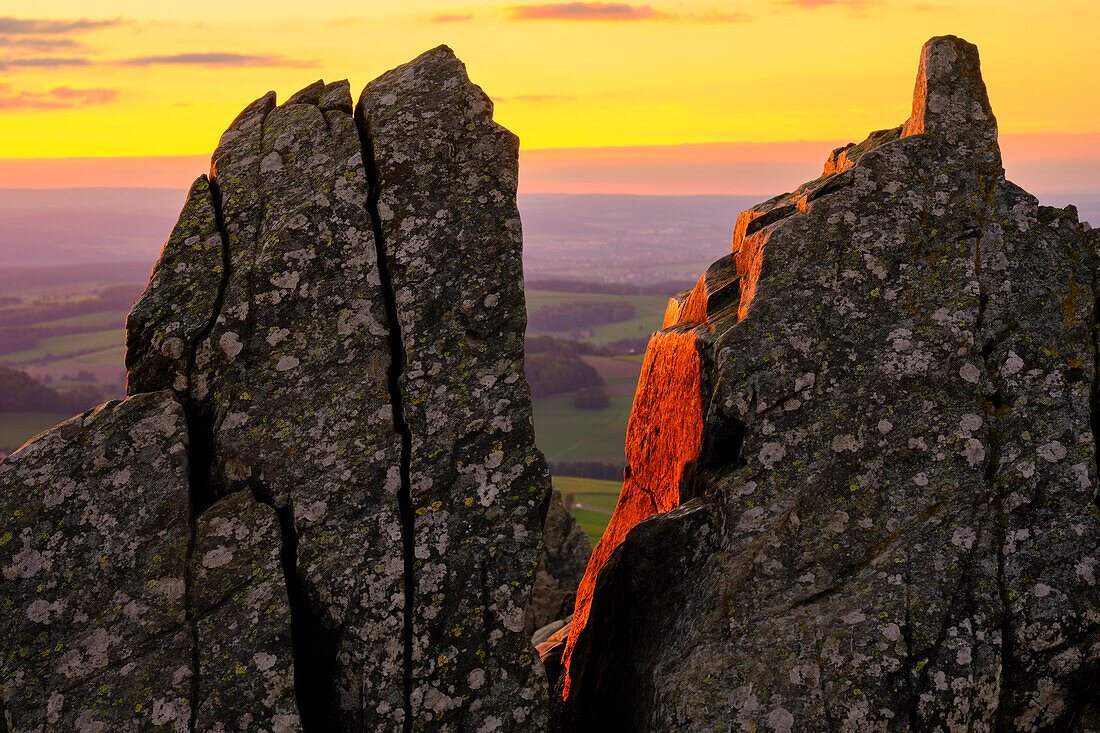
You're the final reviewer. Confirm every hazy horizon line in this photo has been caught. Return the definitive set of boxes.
[2,133,1098,196]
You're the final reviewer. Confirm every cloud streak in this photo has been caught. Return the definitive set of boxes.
[0,56,90,69]
[0,17,123,35]
[430,13,475,22]
[508,2,660,20]
[116,52,317,68]
[0,84,117,110]
[0,36,81,51]
[506,3,751,21]
[0,51,316,70]
[774,0,877,8]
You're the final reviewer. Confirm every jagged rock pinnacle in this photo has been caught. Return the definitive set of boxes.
[558,35,1100,731]
[2,47,550,732]
[901,35,1000,160]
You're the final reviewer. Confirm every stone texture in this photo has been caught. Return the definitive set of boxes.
[559,35,1100,731]
[193,491,299,732]
[0,393,194,733]
[560,327,707,696]
[357,45,551,730]
[129,77,407,730]
[524,490,591,636]
[4,46,548,732]
[0,393,298,732]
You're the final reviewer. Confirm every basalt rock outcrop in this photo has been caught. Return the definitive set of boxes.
[559,36,1100,730]
[1,46,551,732]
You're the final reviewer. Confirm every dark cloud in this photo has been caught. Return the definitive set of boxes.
[0,83,117,110]
[117,52,317,68]
[506,3,751,21]
[0,17,123,35]
[430,13,476,22]
[508,2,660,20]
[0,56,91,69]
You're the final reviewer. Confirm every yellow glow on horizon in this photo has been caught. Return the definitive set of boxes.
[1,0,1098,158]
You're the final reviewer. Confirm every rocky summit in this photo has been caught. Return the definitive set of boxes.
[1,46,551,732]
[558,36,1100,731]
[2,35,1098,733]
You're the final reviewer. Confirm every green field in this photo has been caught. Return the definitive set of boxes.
[1,328,125,364]
[524,289,668,344]
[552,476,623,546]
[532,393,633,464]
[48,346,127,368]
[0,412,72,454]
[30,309,129,330]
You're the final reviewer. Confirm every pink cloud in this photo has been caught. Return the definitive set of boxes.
[508,3,661,20]
[507,3,751,21]
[0,84,118,110]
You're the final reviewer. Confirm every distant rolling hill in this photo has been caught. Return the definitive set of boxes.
[3,187,1097,284]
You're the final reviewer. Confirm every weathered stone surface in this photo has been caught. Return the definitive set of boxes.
[0,393,194,732]
[126,174,224,396]
[560,35,1100,731]
[532,615,573,647]
[5,46,548,733]
[193,491,299,732]
[525,490,591,636]
[560,326,707,696]
[123,47,550,730]
[357,46,551,730]
[0,392,303,732]
[128,77,407,729]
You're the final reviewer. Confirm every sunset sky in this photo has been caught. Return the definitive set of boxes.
[2,0,1098,194]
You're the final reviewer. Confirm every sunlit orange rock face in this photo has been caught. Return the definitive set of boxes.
[559,327,705,698]
[563,166,760,701]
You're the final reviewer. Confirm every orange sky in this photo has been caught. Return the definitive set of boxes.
[1,1,1098,193]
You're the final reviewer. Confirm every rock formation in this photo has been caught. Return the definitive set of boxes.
[1,46,551,732]
[524,490,591,636]
[559,36,1100,730]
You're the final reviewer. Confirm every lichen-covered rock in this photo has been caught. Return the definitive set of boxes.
[120,47,550,730]
[193,491,299,732]
[0,393,194,732]
[560,35,1100,731]
[126,174,224,395]
[525,490,591,636]
[356,45,551,730]
[0,392,302,733]
[4,45,547,733]
[134,78,412,730]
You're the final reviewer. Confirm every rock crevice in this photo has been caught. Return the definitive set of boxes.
[354,105,417,733]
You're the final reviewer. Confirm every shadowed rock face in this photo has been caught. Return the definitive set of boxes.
[560,36,1100,731]
[2,46,549,732]
[525,490,592,636]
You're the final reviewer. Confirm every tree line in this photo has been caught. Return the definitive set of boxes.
[0,365,121,414]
